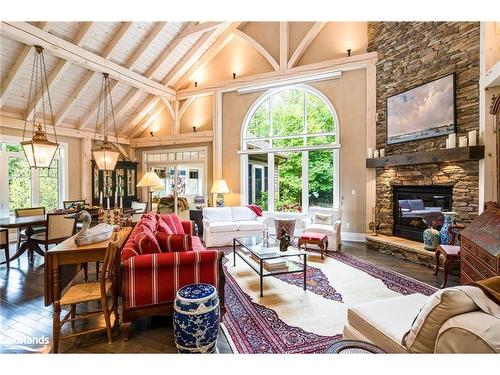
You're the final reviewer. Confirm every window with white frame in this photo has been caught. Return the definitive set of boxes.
[241,85,340,212]
[0,138,68,217]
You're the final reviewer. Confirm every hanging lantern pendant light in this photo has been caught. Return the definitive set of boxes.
[92,73,121,171]
[21,46,59,169]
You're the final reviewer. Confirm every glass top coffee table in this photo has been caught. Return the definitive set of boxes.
[232,236,307,297]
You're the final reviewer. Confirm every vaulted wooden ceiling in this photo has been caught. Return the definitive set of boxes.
[0,21,233,137]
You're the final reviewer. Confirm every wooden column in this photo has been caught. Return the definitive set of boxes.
[365,61,377,233]
[81,137,92,203]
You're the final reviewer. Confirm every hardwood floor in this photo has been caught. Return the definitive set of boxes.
[0,240,458,354]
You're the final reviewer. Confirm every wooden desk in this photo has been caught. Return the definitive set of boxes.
[44,227,132,307]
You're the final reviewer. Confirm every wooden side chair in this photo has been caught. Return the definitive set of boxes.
[31,213,76,252]
[52,236,120,353]
[0,228,9,269]
[14,207,46,257]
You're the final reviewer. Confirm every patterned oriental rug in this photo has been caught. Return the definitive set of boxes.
[217,248,437,354]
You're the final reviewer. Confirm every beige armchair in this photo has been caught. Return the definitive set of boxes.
[343,285,500,353]
[305,207,342,251]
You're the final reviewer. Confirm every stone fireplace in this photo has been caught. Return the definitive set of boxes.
[393,185,453,242]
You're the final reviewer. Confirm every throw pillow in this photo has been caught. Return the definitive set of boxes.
[159,213,185,234]
[156,232,192,252]
[156,216,174,234]
[134,226,161,255]
[313,213,334,225]
[140,217,156,233]
[403,286,485,353]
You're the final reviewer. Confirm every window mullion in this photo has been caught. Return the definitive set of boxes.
[32,168,40,207]
[302,151,309,213]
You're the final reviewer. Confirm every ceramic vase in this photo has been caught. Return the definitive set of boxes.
[439,212,456,245]
[423,227,440,250]
[173,283,220,354]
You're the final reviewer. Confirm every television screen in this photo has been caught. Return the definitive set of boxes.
[387,74,455,144]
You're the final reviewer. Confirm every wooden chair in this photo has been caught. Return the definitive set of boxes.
[30,213,76,252]
[0,228,9,269]
[63,200,86,210]
[52,235,120,353]
[14,207,46,259]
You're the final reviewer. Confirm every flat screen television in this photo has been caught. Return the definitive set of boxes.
[386,73,456,144]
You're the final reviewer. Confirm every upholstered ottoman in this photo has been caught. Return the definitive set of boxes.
[298,232,328,259]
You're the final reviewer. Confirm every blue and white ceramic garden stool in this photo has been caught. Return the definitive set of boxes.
[439,211,457,245]
[173,283,220,353]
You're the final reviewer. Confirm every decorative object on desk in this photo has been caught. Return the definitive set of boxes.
[113,207,122,227]
[459,136,468,148]
[468,130,477,146]
[137,171,164,212]
[106,209,112,225]
[91,73,122,171]
[373,149,379,158]
[21,46,59,169]
[70,211,114,246]
[173,283,220,353]
[194,195,205,209]
[439,212,457,245]
[387,73,455,144]
[274,218,296,240]
[367,147,374,159]
[211,179,229,207]
[98,206,104,224]
[379,148,385,157]
[447,133,456,149]
[422,212,444,251]
[279,230,291,252]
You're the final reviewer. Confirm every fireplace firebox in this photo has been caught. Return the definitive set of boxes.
[392,185,453,242]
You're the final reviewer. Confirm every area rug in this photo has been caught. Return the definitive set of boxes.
[217,247,437,354]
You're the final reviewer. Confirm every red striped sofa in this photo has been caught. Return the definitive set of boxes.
[120,212,225,339]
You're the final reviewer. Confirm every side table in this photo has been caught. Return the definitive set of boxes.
[189,209,204,236]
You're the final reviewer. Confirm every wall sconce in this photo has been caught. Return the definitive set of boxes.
[347,49,352,57]
[193,125,198,133]
[194,81,198,87]
[150,131,154,137]
[232,72,236,80]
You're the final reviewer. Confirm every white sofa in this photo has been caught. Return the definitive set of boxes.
[343,285,500,353]
[202,207,265,247]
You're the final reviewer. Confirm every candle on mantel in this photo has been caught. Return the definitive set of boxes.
[468,130,477,146]
[99,191,103,206]
[120,196,123,209]
[114,189,118,207]
[447,133,456,148]
[459,136,467,148]
[107,196,110,210]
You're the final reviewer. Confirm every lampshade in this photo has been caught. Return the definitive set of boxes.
[92,141,120,171]
[211,179,229,194]
[137,171,164,188]
[21,124,58,168]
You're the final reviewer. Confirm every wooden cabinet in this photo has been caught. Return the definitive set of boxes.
[460,203,500,284]
[91,161,138,208]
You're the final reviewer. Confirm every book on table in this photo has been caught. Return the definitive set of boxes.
[250,254,289,271]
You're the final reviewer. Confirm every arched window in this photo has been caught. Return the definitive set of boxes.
[241,85,340,212]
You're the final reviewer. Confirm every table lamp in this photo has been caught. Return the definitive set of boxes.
[137,171,164,212]
[211,179,229,207]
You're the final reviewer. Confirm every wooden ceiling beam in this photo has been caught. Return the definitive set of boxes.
[25,22,96,121]
[0,22,50,108]
[79,22,171,130]
[173,22,241,89]
[279,22,289,71]
[175,22,226,39]
[130,104,165,138]
[287,22,327,68]
[0,22,176,98]
[118,95,161,136]
[54,22,135,126]
[233,29,279,71]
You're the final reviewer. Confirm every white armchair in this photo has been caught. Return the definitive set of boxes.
[305,207,342,251]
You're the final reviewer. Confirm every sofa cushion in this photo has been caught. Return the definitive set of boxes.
[156,232,192,252]
[306,223,335,235]
[313,213,334,225]
[231,207,257,221]
[159,213,185,234]
[348,293,429,353]
[398,200,410,210]
[203,207,232,222]
[408,199,424,211]
[208,221,239,233]
[237,220,264,231]
[309,207,341,222]
[134,226,161,255]
[403,286,484,353]
[156,216,174,234]
[140,217,156,233]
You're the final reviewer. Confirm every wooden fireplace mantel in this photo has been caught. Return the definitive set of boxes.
[366,146,485,168]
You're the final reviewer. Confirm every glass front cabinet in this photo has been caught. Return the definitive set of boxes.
[91,161,138,208]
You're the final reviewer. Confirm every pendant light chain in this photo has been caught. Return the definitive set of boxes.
[40,48,57,145]
[107,75,120,146]
[23,49,38,142]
